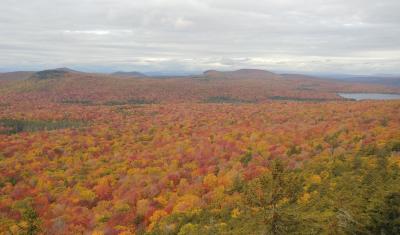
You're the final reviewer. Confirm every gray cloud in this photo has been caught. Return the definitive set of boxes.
[0,0,399,74]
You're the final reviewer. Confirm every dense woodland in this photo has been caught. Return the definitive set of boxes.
[0,72,399,234]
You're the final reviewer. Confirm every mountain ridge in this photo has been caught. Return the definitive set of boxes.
[112,71,147,77]
[203,69,279,79]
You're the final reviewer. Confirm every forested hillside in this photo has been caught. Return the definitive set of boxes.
[0,72,399,234]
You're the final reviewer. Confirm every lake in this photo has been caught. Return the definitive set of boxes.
[338,93,400,101]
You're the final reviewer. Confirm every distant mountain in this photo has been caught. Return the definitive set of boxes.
[2,67,400,104]
[0,71,35,80]
[54,67,82,73]
[203,69,279,79]
[340,76,400,87]
[0,68,84,81]
[112,71,147,77]
[280,73,321,80]
[145,71,201,77]
[29,67,86,80]
[294,72,400,87]
[31,69,69,80]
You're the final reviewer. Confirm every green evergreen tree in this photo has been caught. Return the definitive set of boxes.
[245,160,304,235]
[367,192,400,235]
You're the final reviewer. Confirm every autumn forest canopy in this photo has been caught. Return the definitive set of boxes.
[0,69,399,235]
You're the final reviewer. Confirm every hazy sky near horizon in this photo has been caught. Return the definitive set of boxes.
[1,0,400,74]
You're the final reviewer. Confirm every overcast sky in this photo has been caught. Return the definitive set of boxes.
[1,0,400,74]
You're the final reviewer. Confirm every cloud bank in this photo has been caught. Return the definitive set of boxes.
[1,0,399,74]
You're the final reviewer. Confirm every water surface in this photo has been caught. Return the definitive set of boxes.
[338,93,400,101]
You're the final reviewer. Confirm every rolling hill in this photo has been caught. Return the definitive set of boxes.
[1,69,399,105]
[0,71,34,81]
